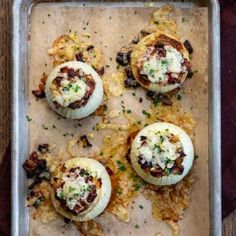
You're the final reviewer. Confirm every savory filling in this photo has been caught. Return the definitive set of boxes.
[50,66,95,109]
[137,44,190,85]
[52,166,101,215]
[137,129,185,177]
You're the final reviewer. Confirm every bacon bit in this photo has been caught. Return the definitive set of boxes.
[95,178,102,188]
[125,153,131,164]
[32,73,48,99]
[87,45,94,51]
[157,48,166,57]
[105,166,114,175]
[158,34,183,51]
[75,52,84,62]
[170,135,179,143]
[94,104,107,116]
[183,40,193,54]
[116,51,131,66]
[30,151,39,161]
[23,160,38,178]
[96,66,105,76]
[60,163,66,172]
[183,59,191,70]
[68,68,77,78]
[79,135,92,147]
[32,90,46,98]
[60,66,69,73]
[37,144,49,154]
[53,76,63,86]
[168,75,182,84]
[69,77,95,109]
[64,217,72,224]
[127,131,139,146]
[187,68,194,79]
[53,101,63,109]
[86,192,97,203]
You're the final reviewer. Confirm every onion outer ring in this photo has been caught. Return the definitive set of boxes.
[45,61,103,120]
[131,30,190,93]
[51,157,111,221]
[130,122,194,186]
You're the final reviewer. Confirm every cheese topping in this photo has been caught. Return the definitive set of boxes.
[56,168,98,211]
[137,130,183,170]
[53,79,87,107]
[140,45,184,83]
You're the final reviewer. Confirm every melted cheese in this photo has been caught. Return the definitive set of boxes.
[56,170,95,210]
[53,79,87,107]
[137,130,182,170]
[141,45,183,83]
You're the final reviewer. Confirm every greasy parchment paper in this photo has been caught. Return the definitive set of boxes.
[28,3,208,236]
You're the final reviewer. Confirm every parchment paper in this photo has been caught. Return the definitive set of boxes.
[28,3,208,236]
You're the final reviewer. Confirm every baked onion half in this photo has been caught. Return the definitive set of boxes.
[130,122,194,185]
[131,31,190,93]
[51,157,111,221]
[45,61,103,119]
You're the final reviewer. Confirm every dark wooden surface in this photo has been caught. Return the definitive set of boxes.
[0,0,234,235]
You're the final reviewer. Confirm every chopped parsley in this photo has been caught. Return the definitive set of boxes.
[116,188,123,195]
[42,125,48,130]
[148,69,155,77]
[142,110,151,118]
[182,17,188,23]
[68,186,76,193]
[26,115,32,122]
[176,94,182,100]
[74,85,81,93]
[153,96,161,107]
[154,144,162,153]
[165,168,170,175]
[116,160,126,171]
[133,183,141,191]
[139,205,144,209]
[161,60,168,65]
[134,224,140,229]
[33,196,45,208]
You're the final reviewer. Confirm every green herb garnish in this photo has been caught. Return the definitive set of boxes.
[116,160,126,171]
[42,125,48,130]
[139,205,144,209]
[33,196,45,208]
[26,115,32,122]
[142,110,151,118]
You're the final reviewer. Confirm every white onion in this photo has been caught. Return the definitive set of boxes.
[45,61,103,119]
[131,122,194,185]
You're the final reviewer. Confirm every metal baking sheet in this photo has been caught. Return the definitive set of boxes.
[12,0,221,236]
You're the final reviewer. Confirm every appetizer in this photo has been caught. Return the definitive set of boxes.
[131,31,190,93]
[45,61,103,119]
[51,157,111,221]
[130,122,194,185]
